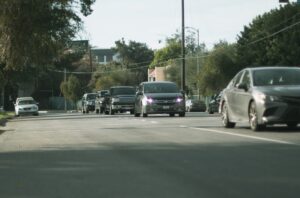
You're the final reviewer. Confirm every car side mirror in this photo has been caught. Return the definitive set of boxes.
[237,83,248,91]
[136,91,143,96]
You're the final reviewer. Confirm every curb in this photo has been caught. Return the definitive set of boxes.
[0,118,7,127]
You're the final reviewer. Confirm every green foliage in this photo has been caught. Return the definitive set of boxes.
[198,41,238,96]
[236,3,300,66]
[150,37,181,68]
[60,75,82,103]
[94,71,137,90]
[0,0,95,70]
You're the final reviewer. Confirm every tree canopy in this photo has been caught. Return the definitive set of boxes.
[0,0,95,70]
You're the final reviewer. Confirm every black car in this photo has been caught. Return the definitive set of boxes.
[81,93,97,113]
[95,90,109,114]
[104,86,136,115]
[220,67,300,131]
[207,92,222,114]
[185,99,206,112]
[134,81,185,117]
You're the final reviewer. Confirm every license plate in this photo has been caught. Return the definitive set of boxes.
[163,106,169,110]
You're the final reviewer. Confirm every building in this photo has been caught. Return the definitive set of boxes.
[91,49,121,65]
[148,66,167,82]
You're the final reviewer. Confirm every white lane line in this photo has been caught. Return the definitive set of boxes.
[190,127,296,145]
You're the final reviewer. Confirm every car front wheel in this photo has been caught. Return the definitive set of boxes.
[221,102,235,128]
[249,102,265,131]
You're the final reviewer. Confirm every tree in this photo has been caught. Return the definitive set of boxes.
[198,41,238,96]
[236,3,300,67]
[0,0,95,70]
[113,39,154,82]
[60,75,82,103]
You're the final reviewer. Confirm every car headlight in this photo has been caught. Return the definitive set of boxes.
[32,106,38,110]
[18,107,23,110]
[175,97,183,103]
[112,97,120,103]
[142,97,153,105]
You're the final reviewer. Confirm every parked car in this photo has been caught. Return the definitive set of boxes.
[185,99,206,112]
[207,92,222,114]
[81,93,97,113]
[14,97,39,116]
[104,86,136,115]
[220,67,300,131]
[134,81,185,117]
[95,90,109,114]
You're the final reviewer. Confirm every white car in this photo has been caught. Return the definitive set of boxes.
[14,97,39,116]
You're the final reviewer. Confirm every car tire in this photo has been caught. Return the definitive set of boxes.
[249,102,265,131]
[109,106,115,115]
[100,107,104,114]
[96,109,100,114]
[179,112,185,117]
[169,113,175,117]
[221,102,236,128]
[142,107,148,117]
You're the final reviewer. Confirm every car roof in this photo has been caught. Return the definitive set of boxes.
[16,97,34,101]
[110,86,134,89]
[141,81,176,85]
[246,66,300,71]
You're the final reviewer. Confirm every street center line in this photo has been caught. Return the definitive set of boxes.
[190,127,296,145]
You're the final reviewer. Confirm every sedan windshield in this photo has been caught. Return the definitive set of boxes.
[18,100,35,105]
[253,68,300,86]
[87,94,97,100]
[111,88,135,95]
[144,83,179,93]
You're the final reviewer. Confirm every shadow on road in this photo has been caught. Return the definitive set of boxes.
[0,142,299,198]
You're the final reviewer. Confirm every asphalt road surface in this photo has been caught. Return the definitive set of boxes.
[1,112,300,198]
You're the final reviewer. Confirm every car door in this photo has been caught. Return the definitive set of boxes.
[226,71,244,121]
[234,70,252,121]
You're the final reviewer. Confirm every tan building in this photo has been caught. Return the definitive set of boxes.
[148,66,167,82]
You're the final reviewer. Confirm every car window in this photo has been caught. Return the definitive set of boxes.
[144,83,179,93]
[111,88,135,95]
[18,100,35,105]
[253,68,300,86]
[233,71,244,87]
[87,94,97,100]
[241,70,251,87]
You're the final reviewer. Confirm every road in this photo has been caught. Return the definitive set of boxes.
[1,112,300,198]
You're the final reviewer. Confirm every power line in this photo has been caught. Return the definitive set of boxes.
[247,20,300,46]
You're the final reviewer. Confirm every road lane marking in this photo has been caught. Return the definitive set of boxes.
[190,127,297,145]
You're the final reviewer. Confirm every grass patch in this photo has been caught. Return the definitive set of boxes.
[0,112,14,120]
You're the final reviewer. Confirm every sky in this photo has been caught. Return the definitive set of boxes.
[78,0,295,50]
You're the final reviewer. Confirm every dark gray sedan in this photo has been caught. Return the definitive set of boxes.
[220,67,300,131]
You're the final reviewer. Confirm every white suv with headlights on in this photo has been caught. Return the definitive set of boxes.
[14,97,39,116]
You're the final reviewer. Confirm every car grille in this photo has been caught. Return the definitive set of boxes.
[153,98,176,105]
[24,108,31,110]
[282,96,300,106]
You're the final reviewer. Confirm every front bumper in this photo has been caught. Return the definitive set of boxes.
[144,103,185,114]
[259,102,300,124]
[111,104,134,111]
[17,109,38,115]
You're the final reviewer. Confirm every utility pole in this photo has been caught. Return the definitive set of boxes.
[181,0,186,92]
[64,68,67,111]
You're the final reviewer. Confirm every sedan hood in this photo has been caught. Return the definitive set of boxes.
[144,93,183,99]
[255,86,300,97]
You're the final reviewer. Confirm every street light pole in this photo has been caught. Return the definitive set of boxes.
[181,0,186,92]
[186,26,200,73]
[186,26,200,99]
